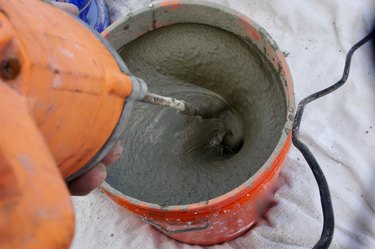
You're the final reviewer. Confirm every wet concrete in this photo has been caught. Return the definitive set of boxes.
[106,23,286,205]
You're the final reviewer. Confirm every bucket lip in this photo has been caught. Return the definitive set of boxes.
[101,0,295,212]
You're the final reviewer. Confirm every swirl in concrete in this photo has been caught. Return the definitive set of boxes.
[107,24,286,206]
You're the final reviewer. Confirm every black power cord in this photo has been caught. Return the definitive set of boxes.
[292,29,375,249]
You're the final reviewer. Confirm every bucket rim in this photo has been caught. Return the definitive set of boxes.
[101,0,295,213]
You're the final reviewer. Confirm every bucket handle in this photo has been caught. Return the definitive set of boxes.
[141,218,211,235]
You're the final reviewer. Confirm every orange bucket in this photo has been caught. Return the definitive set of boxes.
[101,1,294,245]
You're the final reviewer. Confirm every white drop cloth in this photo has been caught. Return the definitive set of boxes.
[71,1,375,248]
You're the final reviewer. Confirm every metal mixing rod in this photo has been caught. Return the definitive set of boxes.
[139,90,230,119]
[140,92,202,117]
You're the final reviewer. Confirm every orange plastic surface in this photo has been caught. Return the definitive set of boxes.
[102,135,291,245]
[101,1,295,244]
[0,0,133,179]
[0,83,74,249]
[0,0,134,248]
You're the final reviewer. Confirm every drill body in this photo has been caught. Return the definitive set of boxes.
[0,0,145,248]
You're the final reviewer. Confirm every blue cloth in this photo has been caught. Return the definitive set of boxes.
[55,0,110,33]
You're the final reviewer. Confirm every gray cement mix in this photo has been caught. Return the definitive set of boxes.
[106,23,286,206]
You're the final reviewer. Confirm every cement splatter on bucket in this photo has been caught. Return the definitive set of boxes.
[101,1,295,245]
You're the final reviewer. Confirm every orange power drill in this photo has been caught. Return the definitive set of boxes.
[0,0,191,248]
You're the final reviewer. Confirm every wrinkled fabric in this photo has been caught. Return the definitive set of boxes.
[72,1,375,248]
